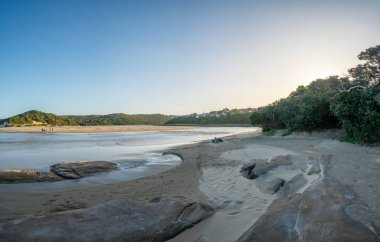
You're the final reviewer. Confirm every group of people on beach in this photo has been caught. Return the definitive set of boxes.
[41,127,54,133]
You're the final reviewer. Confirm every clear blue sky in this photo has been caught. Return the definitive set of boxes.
[1,0,380,118]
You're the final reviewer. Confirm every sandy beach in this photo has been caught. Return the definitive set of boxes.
[0,125,194,133]
[0,131,379,241]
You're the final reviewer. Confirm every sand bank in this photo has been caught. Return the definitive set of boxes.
[0,125,194,133]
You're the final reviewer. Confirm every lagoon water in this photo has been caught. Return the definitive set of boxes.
[0,127,258,187]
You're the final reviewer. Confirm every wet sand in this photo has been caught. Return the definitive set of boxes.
[0,125,194,133]
[1,131,379,241]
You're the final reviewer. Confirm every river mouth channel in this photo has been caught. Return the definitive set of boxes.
[0,127,259,189]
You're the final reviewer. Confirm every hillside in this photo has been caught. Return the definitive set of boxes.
[1,108,255,127]
[165,108,253,125]
[64,113,175,125]
[1,110,78,126]
[1,111,175,126]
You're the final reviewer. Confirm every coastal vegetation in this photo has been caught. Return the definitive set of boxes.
[250,45,380,143]
[0,111,175,127]
[64,113,175,126]
[0,110,77,126]
[165,108,253,125]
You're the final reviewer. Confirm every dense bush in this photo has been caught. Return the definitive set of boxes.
[66,113,174,125]
[251,45,380,143]
[5,110,78,126]
[166,112,252,125]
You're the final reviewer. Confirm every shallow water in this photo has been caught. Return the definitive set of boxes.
[0,127,258,188]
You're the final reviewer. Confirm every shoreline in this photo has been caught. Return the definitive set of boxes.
[0,131,379,241]
[0,125,195,133]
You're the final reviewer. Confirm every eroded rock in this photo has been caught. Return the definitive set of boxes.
[270,155,293,166]
[258,178,285,194]
[237,177,378,242]
[277,173,307,198]
[0,169,62,183]
[240,155,293,179]
[240,161,257,179]
[0,196,214,242]
[237,193,302,242]
[307,159,321,175]
[50,160,117,179]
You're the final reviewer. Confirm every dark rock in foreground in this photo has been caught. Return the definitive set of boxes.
[277,173,307,198]
[0,161,118,183]
[237,193,302,242]
[0,169,62,183]
[50,160,118,179]
[0,196,214,242]
[258,178,285,194]
[237,177,378,242]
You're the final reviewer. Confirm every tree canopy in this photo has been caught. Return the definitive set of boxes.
[250,45,380,143]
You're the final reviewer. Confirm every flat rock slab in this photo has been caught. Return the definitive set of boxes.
[307,159,321,175]
[257,178,285,194]
[0,196,214,242]
[237,178,378,242]
[277,173,307,198]
[269,155,293,166]
[50,160,118,179]
[0,169,62,183]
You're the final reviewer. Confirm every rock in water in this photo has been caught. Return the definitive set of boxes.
[258,178,285,194]
[307,159,321,175]
[0,169,62,183]
[0,196,214,242]
[211,137,223,143]
[277,174,307,197]
[50,160,117,179]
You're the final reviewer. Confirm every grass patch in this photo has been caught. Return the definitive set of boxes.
[282,129,293,136]
[339,135,357,144]
[264,129,276,136]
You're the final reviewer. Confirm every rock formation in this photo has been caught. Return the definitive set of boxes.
[0,196,214,242]
[50,160,117,179]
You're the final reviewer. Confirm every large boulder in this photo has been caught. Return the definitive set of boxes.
[238,178,378,242]
[277,174,307,198]
[240,161,257,179]
[0,169,62,183]
[0,196,214,242]
[50,160,118,179]
[270,155,293,166]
